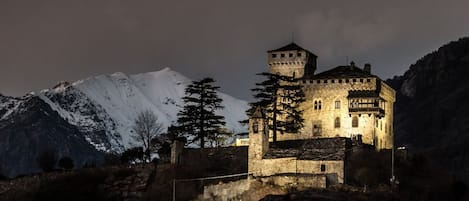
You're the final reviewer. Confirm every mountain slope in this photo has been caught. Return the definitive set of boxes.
[387,37,469,179]
[0,95,103,177]
[0,68,248,177]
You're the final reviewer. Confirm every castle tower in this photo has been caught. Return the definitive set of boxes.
[248,107,269,173]
[267,42,317,78]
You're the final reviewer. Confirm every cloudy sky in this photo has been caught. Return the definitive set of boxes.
[1,0,469,100]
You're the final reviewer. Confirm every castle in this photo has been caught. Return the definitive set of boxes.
[248,42,396,187]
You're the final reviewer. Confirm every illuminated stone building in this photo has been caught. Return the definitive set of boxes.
[248,42,396,187]
[267,42,395,150]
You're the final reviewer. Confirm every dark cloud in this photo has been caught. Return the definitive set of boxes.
[1,0,469,100]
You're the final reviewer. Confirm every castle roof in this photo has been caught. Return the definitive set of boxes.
[263,137,350,161]
[268,42,317,57]
[313,65,375,79]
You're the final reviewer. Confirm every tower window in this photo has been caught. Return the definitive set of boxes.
[272,54,277,58]
[366,79,371,82]
[339,79,343,83]
[352,116,359,127]
[297,53,302,57]
[331,80,335,83]
[252,122,259,133]
[316,80,320,84]
[334,117,340,128]
[360,79,363,83]
[345,79,349,83]
[281,53,285,58]
[318,100,322,110]
[320,164,326,172]
[323,80,327,83]
[353,79,356,82]
[289,53,293,57]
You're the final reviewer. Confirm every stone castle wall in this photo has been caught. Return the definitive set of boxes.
[250,158,344,184]
[272,77,394,150]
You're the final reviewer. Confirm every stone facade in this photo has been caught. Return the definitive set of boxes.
[247,42,396,189]
[267,43,395,150]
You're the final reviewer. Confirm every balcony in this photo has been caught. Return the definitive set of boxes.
[349,107,385,116]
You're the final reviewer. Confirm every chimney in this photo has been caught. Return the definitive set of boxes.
[364,63,371,74]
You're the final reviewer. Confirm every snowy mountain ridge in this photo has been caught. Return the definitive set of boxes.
[34,67,249,152]
[37,68,248,152]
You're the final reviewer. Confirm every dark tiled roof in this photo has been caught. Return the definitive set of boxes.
[263,137,350,160]
[313,65,376,79]
[268,43,317,57]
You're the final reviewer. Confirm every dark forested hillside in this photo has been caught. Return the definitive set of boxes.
[388,37,469,179]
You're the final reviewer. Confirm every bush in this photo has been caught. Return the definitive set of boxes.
[37,148,59,172]
[58,157,74,170]
[120,147,144,164]
[103,153,121,166]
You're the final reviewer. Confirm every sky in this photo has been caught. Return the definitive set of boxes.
[1,0,469,100]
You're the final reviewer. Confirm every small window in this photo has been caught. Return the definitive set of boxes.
[272,54,277,58]
[318,100,322,110]
[331,80,335,83]
[338,79,343,83]
[352,116,359,127]
[314,101,318,110]
[281,53,285,58]
[320,164,326,172]
[335,100,340,109]
[252,122,259,133]
[323,80,327,83]
[366,79,371,82]
[297,53,302,57]
[345,79,349,83]
[316,80,320,84]
[353,79,356,82]
[334,117,340,128]
[360,79,363,83]
[289,53,293,57]
[313,123,322,136]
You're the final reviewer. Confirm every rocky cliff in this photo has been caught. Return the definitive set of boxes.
[388,37,469,178]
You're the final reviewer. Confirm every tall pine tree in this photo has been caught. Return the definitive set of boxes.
[250,72,305,142]
[176,77,227,148]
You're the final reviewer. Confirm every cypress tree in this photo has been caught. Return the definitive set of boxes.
[177,77,227,148]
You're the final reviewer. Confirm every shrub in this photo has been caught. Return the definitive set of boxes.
[58,157,74,170]
[120,147,144,164]
[37,148,59,172]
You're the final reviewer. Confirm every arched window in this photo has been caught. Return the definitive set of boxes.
[334,117,340,128]
[314,101,318,110]
[352,116,359,127]
[318,100,322,110]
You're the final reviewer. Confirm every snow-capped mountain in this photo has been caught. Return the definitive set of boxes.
[0,68,248,177]
[40,67,248,151]
[38,67,248,152]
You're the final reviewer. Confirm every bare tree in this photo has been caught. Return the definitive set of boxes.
[132,110,164,162]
